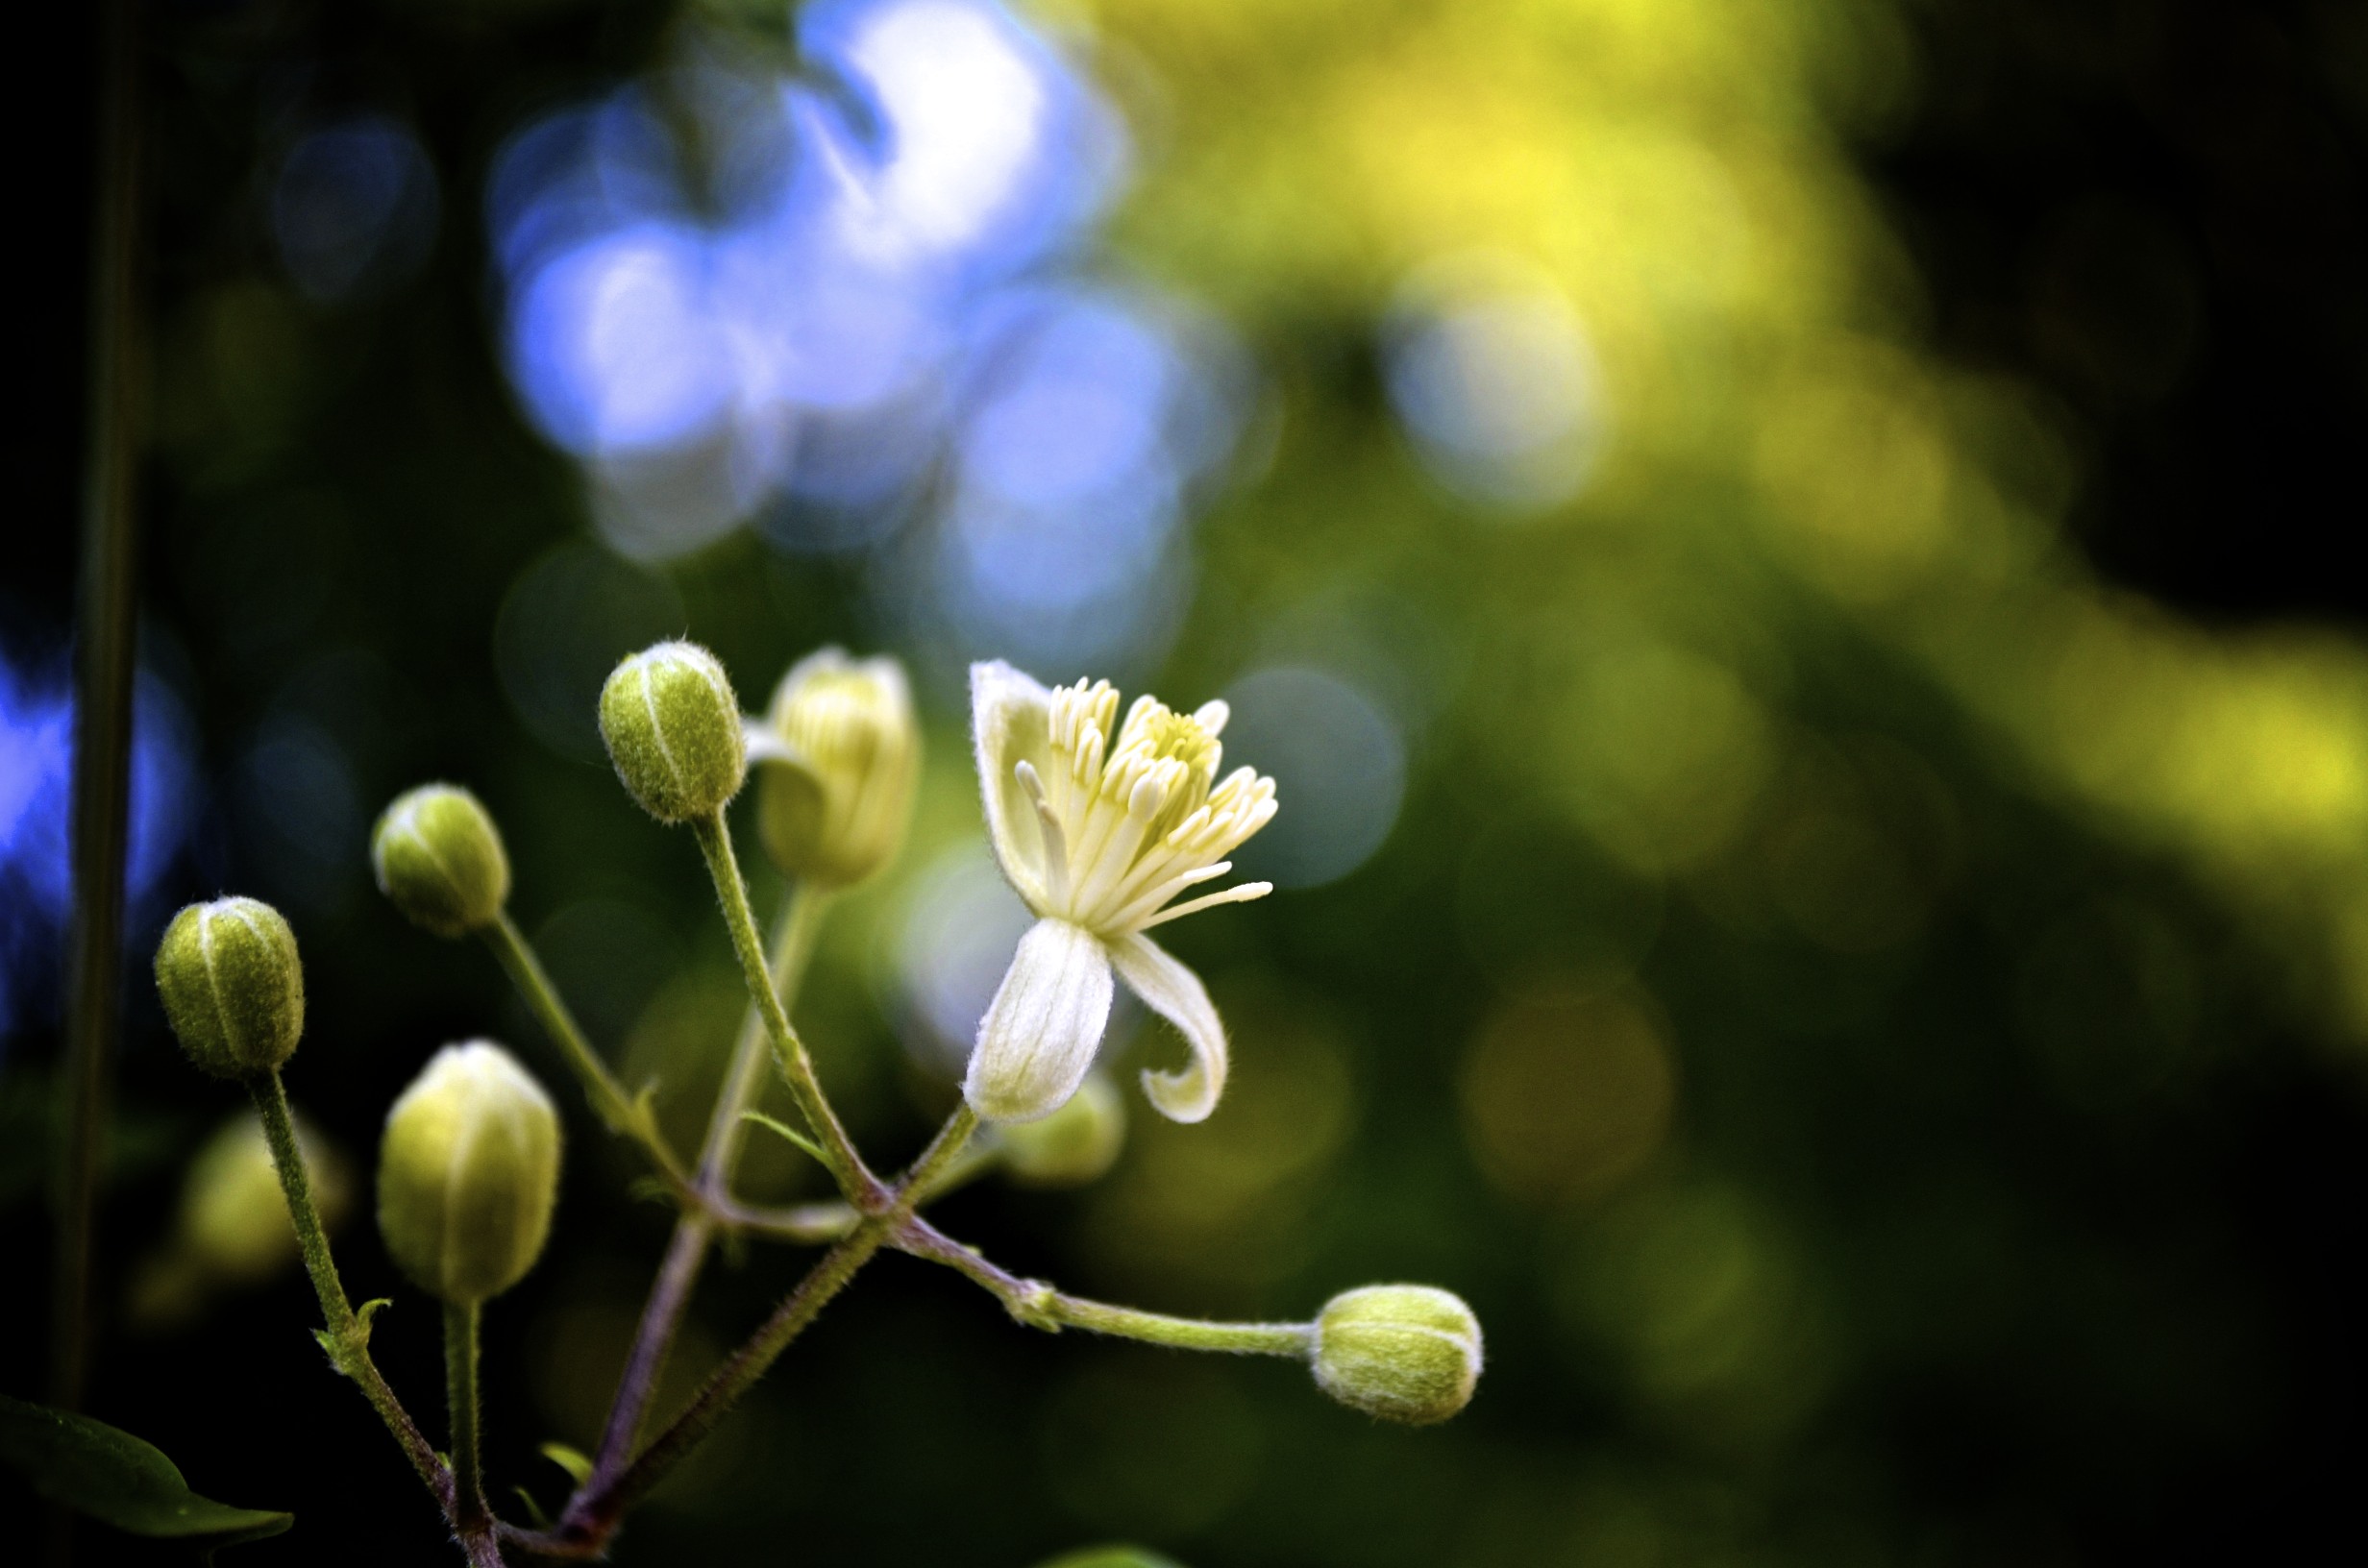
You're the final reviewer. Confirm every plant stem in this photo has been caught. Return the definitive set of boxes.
[692,818,879,1205]
[1044,1296,1315,1356]
[905,1105,981,1199]
[444,1301,487,1534]
[712,1197,859,1241]
[703,882,830,1181]
[583,1216,710,1480]
[893,1215,1315,1358]
[248,1075,353,1335]
[482,912,693,1192]
[903,1139,1001,1205]
[594,1225,886,1523]
[604,1109,978,1517]
[579,885,830,1492]
[246,1072,453,1508]
[539,1108,979,1554]
[50,0,146,1433]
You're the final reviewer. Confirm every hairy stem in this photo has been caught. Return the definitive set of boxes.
[894,1216,1315,1357]
[537,1109,978,1555]
[582,886,829,1493]
[483,913,692,1192]
[692,819,878,1205]
[583,1216,710,1482]
[596,1225,886,1523]
[703,883,831,1181]
[248,1075,354,1337]
[606,1109,976,1514]
[246,1072,453,1507]
[444,1302,487,1533]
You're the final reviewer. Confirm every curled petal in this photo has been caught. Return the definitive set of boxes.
[971,661,1056,910]
[1109,931,1228,1124]
[965,918,1114,1123]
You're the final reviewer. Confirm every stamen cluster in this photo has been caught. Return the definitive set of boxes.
[1023,680,1278,937]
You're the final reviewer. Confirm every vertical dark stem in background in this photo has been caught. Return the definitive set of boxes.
[52,0,145,1413]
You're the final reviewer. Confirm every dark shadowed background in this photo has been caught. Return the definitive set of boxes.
[6,1,2368,1564]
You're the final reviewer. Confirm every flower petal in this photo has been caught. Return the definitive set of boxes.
[1108,931,1228,1123]
[965,918,1114,1123]
[971,660,1055,910]
[741,717,806,768]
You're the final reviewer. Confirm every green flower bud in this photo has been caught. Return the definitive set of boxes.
[753,649,921,888]
[181,1108,351,1285]
[377,1041,562,1305]
[128,1107,352,1330]
[598,640,747,823]
[371,784,511,937]
[154,897,306,1079]
[1310,1285,1484,1425]
[995,1070,1125,1188]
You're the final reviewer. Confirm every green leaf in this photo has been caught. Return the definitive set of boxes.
[0,1393,292,1549]
[617,1081,666,1142]
[540,1440,595,1486]
[1031,1550,1187,1568]
[511,1484,553,1529]
[740,1110,827,1165]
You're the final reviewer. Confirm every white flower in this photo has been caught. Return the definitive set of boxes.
[965,661,1278,1125]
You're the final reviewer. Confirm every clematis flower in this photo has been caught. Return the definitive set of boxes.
[966,661,1278,1125]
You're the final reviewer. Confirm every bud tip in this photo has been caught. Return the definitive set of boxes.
[372,783,511,937]
[598,640,748,823]
[1310,1284,1483,1425]
[154,897,306,1079]
[377,1041,562,1305]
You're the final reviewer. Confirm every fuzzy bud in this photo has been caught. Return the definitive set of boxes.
[598,640,747,823]
[127,1108,351,1330]
[371,784,511,937]
[753,649,920,888]
[182,1109,351,1284]
[1310,1285,1483,1425]
[995,1071,1125,1188]
[377,1041,561,1305]
[154,897,306,1079]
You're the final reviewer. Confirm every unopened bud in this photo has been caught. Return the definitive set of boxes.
[129,1107,351,1329]
[598,640,747,823]
[995,1071,1125,1188]
[1311,1285,1483,1425]
[182,1108,351,1284]
[372,784,511,937]
[377,1042,561,1305]
[154,897,306,1079]
[753,649,920,888]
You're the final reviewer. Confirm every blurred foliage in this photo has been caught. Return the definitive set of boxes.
[0,1394,291,1551]
[5,1,2367,1566]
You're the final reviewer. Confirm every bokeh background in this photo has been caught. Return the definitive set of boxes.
[7,0,2368,1563]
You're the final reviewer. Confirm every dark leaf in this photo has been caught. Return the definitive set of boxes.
[0,1393,292,1549]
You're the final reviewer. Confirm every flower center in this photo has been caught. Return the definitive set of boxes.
[1025,680,1277,934]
